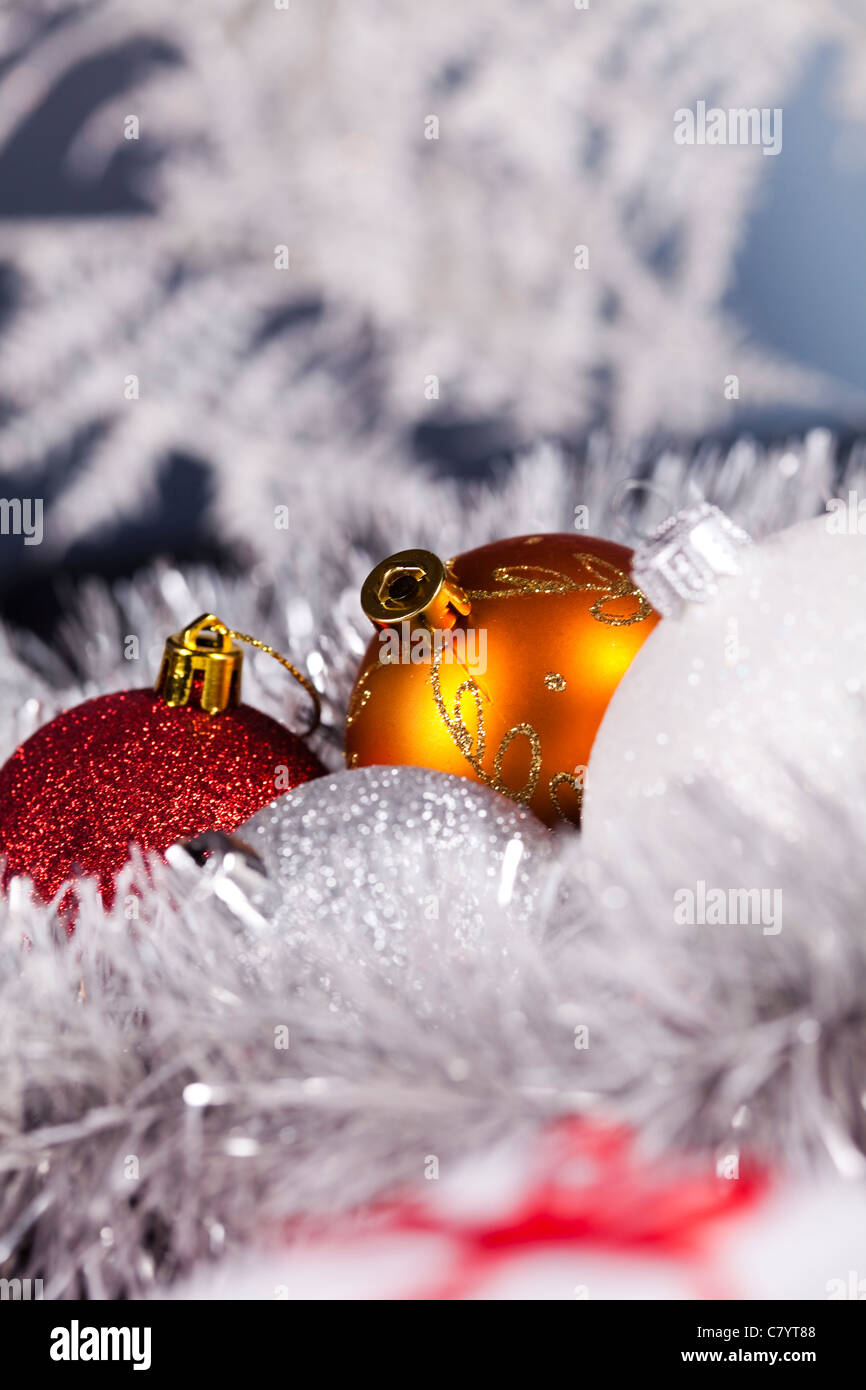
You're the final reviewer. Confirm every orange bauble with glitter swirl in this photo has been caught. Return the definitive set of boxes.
[345,534,660,826]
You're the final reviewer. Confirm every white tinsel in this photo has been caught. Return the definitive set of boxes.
[2,2,866,557]
[0,438,865,1298]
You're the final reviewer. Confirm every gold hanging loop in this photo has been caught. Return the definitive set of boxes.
[155,613,321,732]
[229,629,321,734]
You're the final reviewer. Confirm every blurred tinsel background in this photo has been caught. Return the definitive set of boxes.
[2,0,866,640]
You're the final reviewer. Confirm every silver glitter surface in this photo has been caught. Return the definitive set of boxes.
[237,765,551,988]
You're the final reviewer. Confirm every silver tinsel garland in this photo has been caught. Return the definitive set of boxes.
[1,437,865,1298]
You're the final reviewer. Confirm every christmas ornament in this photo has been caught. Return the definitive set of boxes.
[630,500,752,617]
[584,514,866,846]
[345,535,659,826]
[175,1122,866,1301]
[0,614,324,907]
[226,764,550,975]
[285,1120,765,1301]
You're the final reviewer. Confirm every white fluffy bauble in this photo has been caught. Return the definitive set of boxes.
[584,516,866,847]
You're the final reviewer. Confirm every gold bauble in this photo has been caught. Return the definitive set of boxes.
[345,533,659,825]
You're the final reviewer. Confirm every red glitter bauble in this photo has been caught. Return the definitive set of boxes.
[0,688,324,905]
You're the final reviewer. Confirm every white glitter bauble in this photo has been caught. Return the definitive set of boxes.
[234,765,551,981]
[584,516,866,847]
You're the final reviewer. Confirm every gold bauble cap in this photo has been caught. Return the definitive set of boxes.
[155,614,243,716]
[360,548,471,630]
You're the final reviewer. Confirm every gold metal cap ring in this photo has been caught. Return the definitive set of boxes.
[360,549,470,629]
